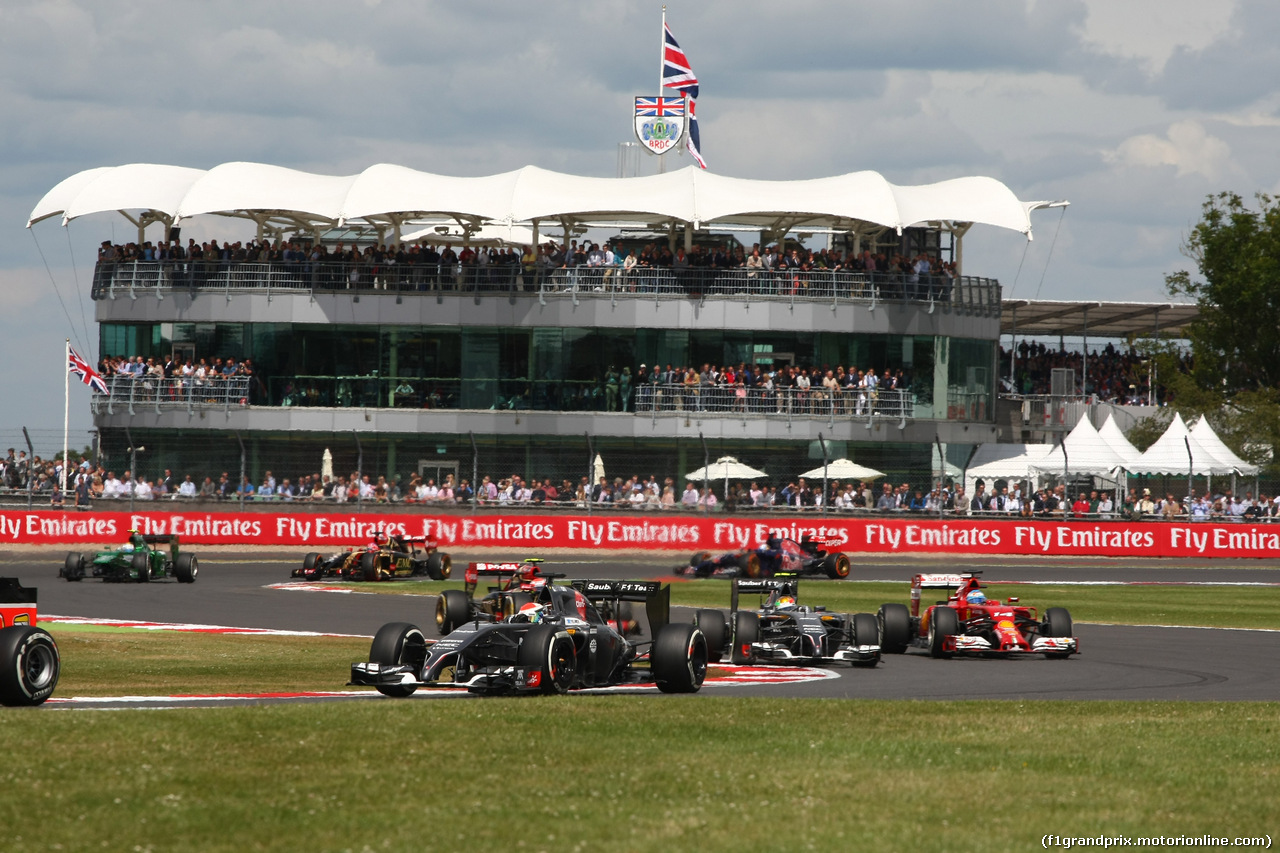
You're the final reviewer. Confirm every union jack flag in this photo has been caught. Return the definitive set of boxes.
[662,24,699,99]
[68,346,109,395]
[635,97,685,117]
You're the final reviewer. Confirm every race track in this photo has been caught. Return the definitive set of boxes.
[5,549,1279,705]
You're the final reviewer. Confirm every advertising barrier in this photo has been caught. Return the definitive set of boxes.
[8,509,1280,559]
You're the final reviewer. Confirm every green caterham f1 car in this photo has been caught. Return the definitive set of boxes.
[60,530,199,583]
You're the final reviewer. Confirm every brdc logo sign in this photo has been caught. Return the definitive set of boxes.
[634,96,686,154]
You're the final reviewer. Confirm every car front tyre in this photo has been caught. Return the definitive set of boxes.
[0,626,60,706]
[368,622,428,697]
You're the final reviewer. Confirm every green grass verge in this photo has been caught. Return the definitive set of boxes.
[2,697,1276,852]
[303,578,1280,630]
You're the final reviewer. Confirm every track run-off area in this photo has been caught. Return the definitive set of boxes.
[4,549,1279,706]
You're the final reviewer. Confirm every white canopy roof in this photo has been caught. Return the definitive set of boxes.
[1189,417,1259,476]
[966,443,1053,495]
[1096,414,1142,467]
[1127,412,1237,476]
[1031,415,1131,477]
[28,162,1056,238]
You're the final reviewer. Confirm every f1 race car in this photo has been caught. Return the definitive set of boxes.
[0,577,60,706]
[350,578,707,696]
[692,578,880,667]
[292,533,452,582]
[678,534,852,579]
[877,572,1078,659]
[61,531,198,583]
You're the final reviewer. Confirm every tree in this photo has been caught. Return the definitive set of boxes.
[1166,192,1280,393]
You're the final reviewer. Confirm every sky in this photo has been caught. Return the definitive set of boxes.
[2,0,1277,444]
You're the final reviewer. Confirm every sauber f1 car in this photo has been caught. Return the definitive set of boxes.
[878,572,1078,659]
[61,530,198,583]
[678,535,851,579]
[0,577,60,706]
[292,532,451,582]
[350,578,707,696]
[435,559,639,637]
[692,578,879,667]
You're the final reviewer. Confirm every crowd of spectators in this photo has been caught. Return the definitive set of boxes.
[98,354,258,403]
[1002,340,1193,406]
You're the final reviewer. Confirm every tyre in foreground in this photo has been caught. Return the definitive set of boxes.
[652,623,707,693]
[368,622,429,697]
[0,626,60,706]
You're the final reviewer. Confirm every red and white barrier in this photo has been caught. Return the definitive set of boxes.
[8,509,1280,559]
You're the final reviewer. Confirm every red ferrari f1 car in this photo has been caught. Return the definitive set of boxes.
[878,572,1078,659]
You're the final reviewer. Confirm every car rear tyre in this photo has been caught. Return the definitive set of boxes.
[132,552,151,583]
[0,626,60,706]
[823,553,851,579]
[174,554,198,583]
[426,552,451,580]
[695,609,728,663]
[652,623,707,693]
[738,552,762,578]
[731,610,760,664]
[359,552,378,582]
[928,607,959,658]
[436,589,470,635]
[689,551,711,569]
[62,553,85,582]
[878,603,911,654]
[368,622,428,697]
[503,592,533,620]
[517,625,576,694]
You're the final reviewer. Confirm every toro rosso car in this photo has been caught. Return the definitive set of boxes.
[62,530,198,583]
[435,559,639,637]
[0,577,59,706]
[878,572,1078,659]
[693,578,879,667]
[292,532,451,582]
[678,535,851,579]
[350,578,707,696]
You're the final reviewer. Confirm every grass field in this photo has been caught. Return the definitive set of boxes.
[301,578,1280,630]
[2,693,1276,852]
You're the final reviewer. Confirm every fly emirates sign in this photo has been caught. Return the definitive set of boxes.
[4,510,1280,559]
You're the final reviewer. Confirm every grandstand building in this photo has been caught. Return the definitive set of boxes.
[30,163,1067,487]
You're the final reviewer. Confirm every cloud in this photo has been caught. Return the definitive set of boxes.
[1104,120,1235,181]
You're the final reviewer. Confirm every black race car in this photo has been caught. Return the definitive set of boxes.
[693,578,880,667]
[434,559,563,635]
[678,535,851,579]
[293,533,451,582]
[0,577,60,706]
[350,578,707,696]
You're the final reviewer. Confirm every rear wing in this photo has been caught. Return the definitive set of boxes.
[141,534,179,560]
[571,579,670,635]
[732,577,798,613]
[463,561,563,596]
[910,572,982,617]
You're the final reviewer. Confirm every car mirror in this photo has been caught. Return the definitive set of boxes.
[1007,597,1019,603]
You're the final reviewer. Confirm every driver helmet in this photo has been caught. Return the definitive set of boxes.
[366,542,379,553]
[775,594,798,610]
[765,535,781,549]
[966,590,987,606]
[121,543,134,553]
[515,602,544,624]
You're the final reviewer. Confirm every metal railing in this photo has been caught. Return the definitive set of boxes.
[92,375,252,416]
[91,260,1001,312]
[633,385,916,422]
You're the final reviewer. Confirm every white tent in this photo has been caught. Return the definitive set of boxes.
[400,222,540,248]
[686,456,767,482]
[1189,417,1259,476]
[965,443,1053,496]
[1031,415,1131,477]
[30,162,1057,240]
[797,459,885,481]
[1127,412,1236,476]
[1096,413,1142,467]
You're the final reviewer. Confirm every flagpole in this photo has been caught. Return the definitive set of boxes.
[62,338,71,495]
[658,6,667,174]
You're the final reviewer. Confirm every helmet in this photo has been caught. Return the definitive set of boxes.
[366,542,379,553]
[515,602,544,624]
[121,543,134,553]
[775,594,798,610]
[966,590,987,606]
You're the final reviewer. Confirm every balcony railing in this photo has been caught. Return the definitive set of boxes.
[91,260,1001,312]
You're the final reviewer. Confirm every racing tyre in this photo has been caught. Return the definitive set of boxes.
[425,552,451,580]
[823,553,851,579]
[850,612,881,667]
[435,589,470,635]
[731,610,760,664]
[652,623,708,693]
[689,551,711,569]
[359,552,379,582]
[132,552,151,583]
[301,552,321,578]
[695,609,728,663]
[517,625,576,694]
[928,607,959,659]
[62,553,85,582]
[878,603,911,654]
[174,554,198,583]
[368,622,428,697]
[1041,607,1074,659]
[503,592,533,620]
[737,552,762,579]
[0,626,60,706]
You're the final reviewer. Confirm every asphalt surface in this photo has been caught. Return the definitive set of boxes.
[5,549,1279,704]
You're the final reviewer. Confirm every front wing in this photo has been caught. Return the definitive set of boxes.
[944,635,1079,655]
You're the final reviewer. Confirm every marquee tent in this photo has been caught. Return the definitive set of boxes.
[964,443,1053,496]
[1096,413,1142,467]
[1127,413,1236,476]
[1189,417,1258,476]
[1030,415,1130,478]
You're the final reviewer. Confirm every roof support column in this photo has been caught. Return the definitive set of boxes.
[1081,305,1088,399]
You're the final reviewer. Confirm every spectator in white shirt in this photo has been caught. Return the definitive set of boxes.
[178,476,197,498]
